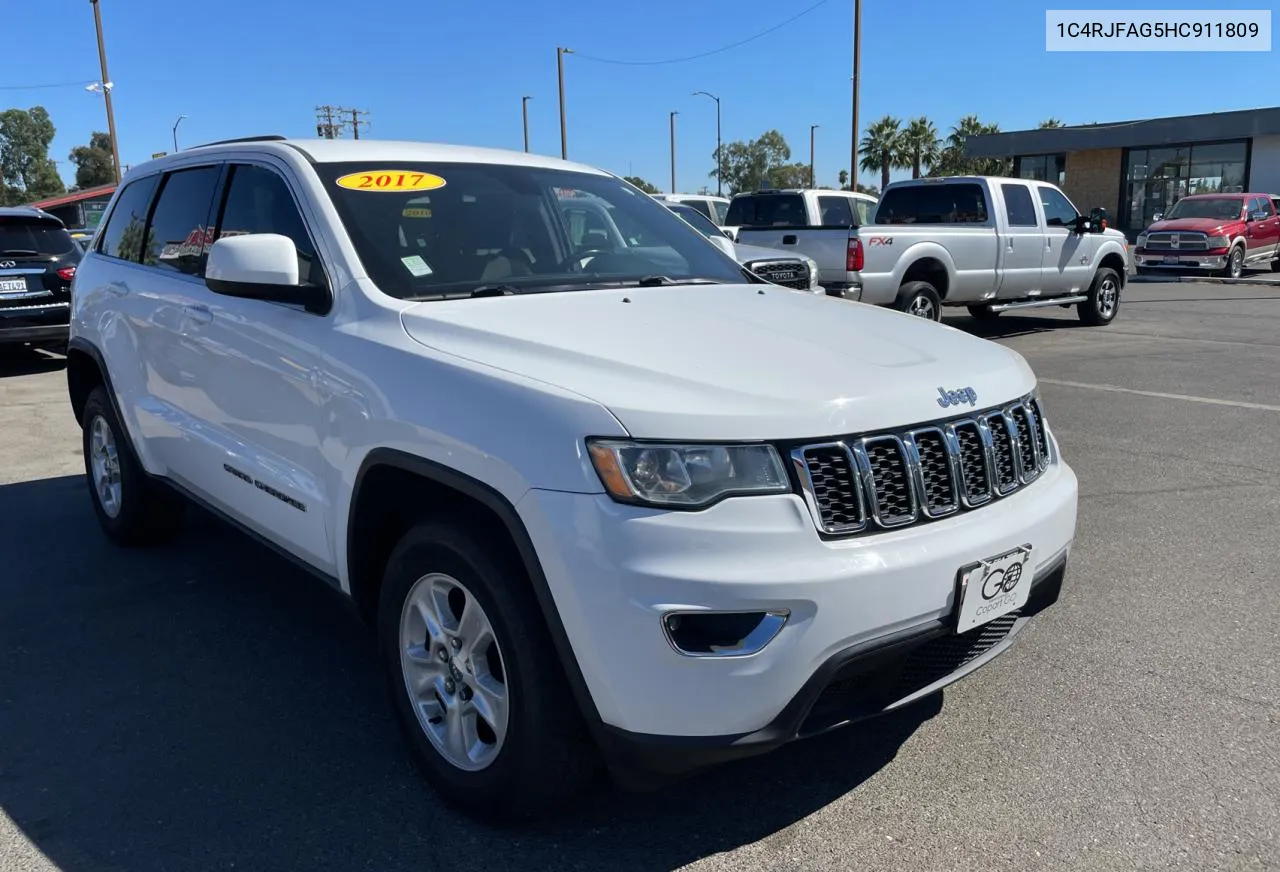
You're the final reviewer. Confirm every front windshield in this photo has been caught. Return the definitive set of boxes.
[1164,197,1244,221]
[316,161,747,299]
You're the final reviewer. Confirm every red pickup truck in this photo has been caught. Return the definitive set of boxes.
[1133,192,1280,278]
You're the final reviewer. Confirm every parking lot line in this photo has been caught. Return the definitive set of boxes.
[1040,378,1280,413]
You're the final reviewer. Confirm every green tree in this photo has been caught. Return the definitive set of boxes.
[1038,117,1065,128]
[859,115,907,192]
[711,129,793,195]
[932,115,1010,177]
[903,116,940,179]
[69,132,115,190]
[837,169,849,189]
[623,175,660,194]
[0,106,65,205]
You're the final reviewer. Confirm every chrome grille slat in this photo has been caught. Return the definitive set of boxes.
[795,394,1051,537]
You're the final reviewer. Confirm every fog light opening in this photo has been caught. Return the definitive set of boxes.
[662,609,790,657]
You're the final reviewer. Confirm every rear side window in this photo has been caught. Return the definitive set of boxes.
[215,164,327,287]
[0,215,76,257]
[725,194,807,227]
[873,183,990,225]
[817,196,855,227]
[97,175,160,262]
[678,199,714,221]
[143,167,222,275]
[712,201,729,224]
[1001,184,1039,227]
[855,199,874,224]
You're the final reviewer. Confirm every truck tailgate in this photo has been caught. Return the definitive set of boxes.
[734,227,854,288]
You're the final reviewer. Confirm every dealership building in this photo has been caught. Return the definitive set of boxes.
[26,183,117,232]
[964,106,1280,240]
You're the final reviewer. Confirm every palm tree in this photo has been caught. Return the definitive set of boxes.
[1039,117,1065,128]
[903,116,940,179]
[859,115,906,192]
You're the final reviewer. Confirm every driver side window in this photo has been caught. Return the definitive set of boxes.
[1038,186,1078,227]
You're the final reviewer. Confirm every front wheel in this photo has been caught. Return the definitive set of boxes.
[1218,246,1244,279]
[378,520,600,823]
[1077,267,1121,326]
[895,281,942,321]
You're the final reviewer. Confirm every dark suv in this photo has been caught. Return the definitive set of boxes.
[0,206,81,349]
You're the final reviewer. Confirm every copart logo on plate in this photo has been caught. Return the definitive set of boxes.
[936,386,978,408]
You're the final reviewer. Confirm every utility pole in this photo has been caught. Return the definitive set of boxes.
[850,0,862,192]
[692,91,721,197]
[522,96,532,152]
[810,124,820,187]
[669,111,678,194]
[348,107,370,140]
[557,47,572,159]
[315,105,341,139]
[88,0,122,185]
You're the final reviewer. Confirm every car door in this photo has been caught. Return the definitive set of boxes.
[111,164,226,479]
[1037,184,1095,294]
[994,182,1043,299]
[1244,197,1279,264]
[173,160,337,571]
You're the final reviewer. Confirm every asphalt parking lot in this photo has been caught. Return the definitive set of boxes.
[2,280,1278,872]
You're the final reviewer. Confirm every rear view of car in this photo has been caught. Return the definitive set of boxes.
[0,207,81,349]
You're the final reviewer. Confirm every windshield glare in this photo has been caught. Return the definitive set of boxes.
[316,162,746,299]
[1165,197,1244,221]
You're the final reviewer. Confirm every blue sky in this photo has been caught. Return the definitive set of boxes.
[6,0,1278,194]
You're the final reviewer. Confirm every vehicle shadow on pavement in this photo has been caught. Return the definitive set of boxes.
[0,474,938,872]
[0,348,65,378]
[952,313,1088,341]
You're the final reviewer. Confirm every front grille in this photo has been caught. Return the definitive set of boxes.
[894,611,1020,694]
[793,395,1051,537]
[1144,232,1209,252]
[749,259,810,290]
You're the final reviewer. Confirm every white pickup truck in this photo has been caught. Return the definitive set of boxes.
[728,188,878,297]
[862,177,1130,325]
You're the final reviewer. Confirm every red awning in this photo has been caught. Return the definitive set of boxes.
[29,184,117,210]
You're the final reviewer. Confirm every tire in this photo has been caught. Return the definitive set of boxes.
[81,385,187,546]
[378,519,601,823]
[1218,245,1244,279]
[895,281,942,321]
[966,304,1000,322]
[1270,258,1280,273]
[1077,267,1121,327]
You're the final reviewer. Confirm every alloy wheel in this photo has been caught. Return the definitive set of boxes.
[89,415,123,519]
[398,572,509,772]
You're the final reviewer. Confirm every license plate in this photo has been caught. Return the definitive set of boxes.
[0,278,28,294]
[1162,256,1180,264]
[954,544,1034,634]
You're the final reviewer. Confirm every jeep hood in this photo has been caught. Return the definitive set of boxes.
[1146,217,1238,235]
[400,284,1037,441]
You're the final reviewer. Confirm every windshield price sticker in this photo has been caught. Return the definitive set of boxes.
[336,170,447,192]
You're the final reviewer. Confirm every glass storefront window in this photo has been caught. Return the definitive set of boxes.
[1015,154,1065,185]
[1123,140,1247,230]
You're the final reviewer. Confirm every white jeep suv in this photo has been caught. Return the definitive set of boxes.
[67,136,1079,823]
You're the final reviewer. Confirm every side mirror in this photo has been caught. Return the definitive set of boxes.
[1152,212,1163,223]
[205,233,330,315]
[708,234,737,259]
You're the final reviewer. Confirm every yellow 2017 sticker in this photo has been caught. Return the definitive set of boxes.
[335,170,447,192]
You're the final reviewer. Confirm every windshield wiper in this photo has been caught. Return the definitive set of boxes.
[468,284,521,298]
[628,275,723,287]
[0,249,38,257]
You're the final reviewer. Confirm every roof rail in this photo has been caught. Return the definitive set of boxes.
[187,134,289,149]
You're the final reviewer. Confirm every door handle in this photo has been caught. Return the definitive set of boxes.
[183,304,213,326]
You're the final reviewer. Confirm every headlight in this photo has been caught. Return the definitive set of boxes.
[1136,233,1148,247]
[1206,235,1230,248]
[587,439,790,507]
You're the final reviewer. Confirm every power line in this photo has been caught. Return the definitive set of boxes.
[0,79,95,91]
[572,0,830,66]
[315,105,371,139]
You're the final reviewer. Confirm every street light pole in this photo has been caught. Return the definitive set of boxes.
[850,0,862,191]
[810,124,820,187]
[172,114,187,152]
[89,0,122,185]
[522,96,531,153]
[557,47,572,159]
[669,111,678,194]
[692,91,721,197]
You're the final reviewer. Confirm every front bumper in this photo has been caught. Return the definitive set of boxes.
[1134,250,1228,271]
[518,457,1078,755]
